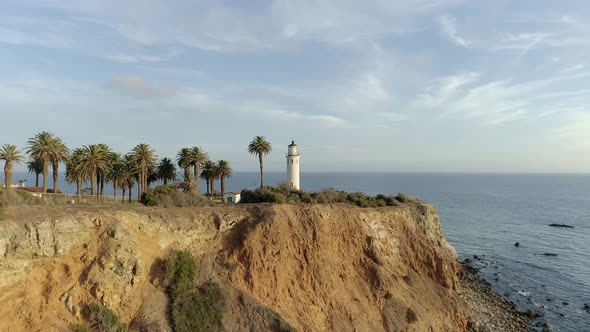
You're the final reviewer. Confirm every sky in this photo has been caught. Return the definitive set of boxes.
[1,0,590,173]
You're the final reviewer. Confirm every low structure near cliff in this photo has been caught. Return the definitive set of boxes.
[0,201,470,331]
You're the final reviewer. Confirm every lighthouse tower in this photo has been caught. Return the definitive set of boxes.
[286,141,300,190]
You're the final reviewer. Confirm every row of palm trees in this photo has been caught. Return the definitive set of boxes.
[1,132,274,200]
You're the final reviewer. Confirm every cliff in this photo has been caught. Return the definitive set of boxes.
[0,201,470,331]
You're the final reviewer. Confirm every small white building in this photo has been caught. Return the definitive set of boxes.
[223,192,241,204]
[286,140,300,190]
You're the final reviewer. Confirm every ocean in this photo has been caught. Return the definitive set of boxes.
[10,171,590,331]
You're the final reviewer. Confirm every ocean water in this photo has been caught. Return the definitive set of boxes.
[10,171,590,331]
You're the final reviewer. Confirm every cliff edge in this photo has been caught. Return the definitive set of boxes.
[0,201,470,331]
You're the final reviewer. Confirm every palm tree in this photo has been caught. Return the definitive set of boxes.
[216,160,232,198]
[106,152,125,200]
[248,136,272,188]
[121,155,136,203]
[157,158,177,185]
[177,147,208,193]
[200,160,218,197]
[26,131,59,193]
[0,145,25,189]
[128,143,157,199]
[50,138,69,193]
[97,144,112,197]
[27,159,43,187]
[65,148,86,199]
[77,145,109,195]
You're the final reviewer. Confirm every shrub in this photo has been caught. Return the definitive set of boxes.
[395,193,409,203]
[239,185,406,208]
[171,283,225,332]
[70,324,90,332]
[87,303,128,332]
[406,307,418,323]
[166,251,226,332]
[141,185,212,207]
[166,250,196,300]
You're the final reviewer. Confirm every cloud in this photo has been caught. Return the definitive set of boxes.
[439,15,469,47]
[414,70,590,125]
[560,64,586,74]
[26,0,462,52]
[0,27,71,48]
[106,75,181,98]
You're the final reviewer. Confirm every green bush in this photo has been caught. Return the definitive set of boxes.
[171,283,225,332]
[166,251,226,332]
[141,185,212,207]
[166,250,197,300]
[240,186,406,209]
[70,324,90,332]
[87,303,128,332]
[406,307,418,323]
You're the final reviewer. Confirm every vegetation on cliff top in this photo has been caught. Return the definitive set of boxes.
[240,184,410,208]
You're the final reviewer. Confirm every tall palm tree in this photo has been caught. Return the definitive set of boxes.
[176,148,191,180]
[27,159,43,187]
[121,155,136,203]
[26,131,58,193]
[128,143,157,199]
[157,157,177,185]
[106,152,125,200]
[65,148,87,199]
[0,145,25,189]
[216,160,232,198]
[248,136,272,188]
[78,145,109,195]
[177,147,208,193]
[200,160,216,196]
[50,138,69,193]
[97,144,112,197]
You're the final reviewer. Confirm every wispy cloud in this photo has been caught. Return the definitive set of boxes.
[439,15,469,48]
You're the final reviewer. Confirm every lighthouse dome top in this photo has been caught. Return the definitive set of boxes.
[289,140,298,146]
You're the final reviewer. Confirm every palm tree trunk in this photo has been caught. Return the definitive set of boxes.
[35,172,40,187]
[164,178,168,186]
[42,159,49,193]
[210,178,215,197]
[221,177,225,198]
[128,184,132,203]
[122,186,126,203]
[91,170,97,196]
[193,165,199,193]
[100,176,105,196]
[205,178,210,195]
[259,154,264,188]
[76,178,82,200]
[4,162,12,189]
[52,160,59,193]
[113,180,118,200]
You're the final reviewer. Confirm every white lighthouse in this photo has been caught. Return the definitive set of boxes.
[286,141,300,190]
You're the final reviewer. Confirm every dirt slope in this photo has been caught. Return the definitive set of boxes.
[0,201,470,331]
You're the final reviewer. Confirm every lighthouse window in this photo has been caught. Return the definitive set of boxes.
[291,159,293,164]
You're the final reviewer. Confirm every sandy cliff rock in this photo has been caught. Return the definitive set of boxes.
[0,202,469,331]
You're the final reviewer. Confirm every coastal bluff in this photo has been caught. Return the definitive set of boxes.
[0,202,471,331]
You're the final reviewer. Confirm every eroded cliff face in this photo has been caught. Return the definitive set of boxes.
[0,202,469,331]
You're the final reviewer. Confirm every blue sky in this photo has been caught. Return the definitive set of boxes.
[1,0,590,172]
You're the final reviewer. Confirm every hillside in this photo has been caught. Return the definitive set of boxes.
[0,201,470,331]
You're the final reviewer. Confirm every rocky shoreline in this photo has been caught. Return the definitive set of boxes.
[461,273,529,332]
[459,257,539,332]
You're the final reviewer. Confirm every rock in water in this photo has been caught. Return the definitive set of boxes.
[548,224,574,228]
[514,242,520,247]
[543,253,558,257]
